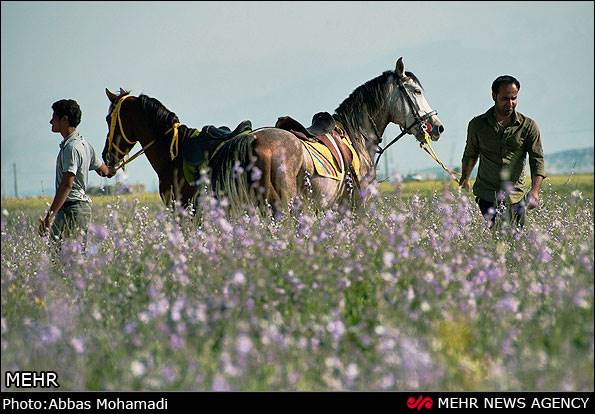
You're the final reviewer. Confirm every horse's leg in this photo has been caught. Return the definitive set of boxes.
[252,145,282,215]
[265,142,307,213]
[252,131,307,217]
[159,181,172,206]
[171,167,188,206]
[271,160,295,207]
[309,176,342,210]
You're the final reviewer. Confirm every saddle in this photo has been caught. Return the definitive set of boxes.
[275,112,352,174]
[200,120,253,141]
[181,120,253,184]
[276,111,336,139]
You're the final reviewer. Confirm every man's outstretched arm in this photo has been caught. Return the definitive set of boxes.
[95,163,116,178]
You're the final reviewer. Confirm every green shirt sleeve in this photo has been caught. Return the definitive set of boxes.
[526,120,546,179]
[462,119,479,164]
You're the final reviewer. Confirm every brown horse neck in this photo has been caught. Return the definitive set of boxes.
[142,127,196,207]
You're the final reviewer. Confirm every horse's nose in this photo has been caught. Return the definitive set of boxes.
[431,122,444,140]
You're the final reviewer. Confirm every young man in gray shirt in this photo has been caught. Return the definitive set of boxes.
[38,99,115,249]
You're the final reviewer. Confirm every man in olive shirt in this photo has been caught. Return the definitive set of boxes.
[38,99,115,250]
[459,75,546,228]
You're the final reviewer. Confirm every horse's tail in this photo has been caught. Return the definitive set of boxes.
[208,134,260,214]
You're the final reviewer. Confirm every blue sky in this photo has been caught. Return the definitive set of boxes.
[1,1,593,196]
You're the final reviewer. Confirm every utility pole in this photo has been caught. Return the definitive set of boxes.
[384,150,390,181]
[13,163,18,198]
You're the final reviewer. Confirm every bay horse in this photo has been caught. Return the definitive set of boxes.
[101,57,443,213]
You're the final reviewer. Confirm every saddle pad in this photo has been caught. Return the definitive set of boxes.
[302,141,342,180]
[301,138,361,182]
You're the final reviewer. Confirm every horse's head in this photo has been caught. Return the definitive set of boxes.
[102,88,138,169]
[391,57,444,143]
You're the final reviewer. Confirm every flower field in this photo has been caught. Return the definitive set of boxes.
[1,175,593,390]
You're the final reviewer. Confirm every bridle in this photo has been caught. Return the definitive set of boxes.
[107,94,180,172]
[373,76,461,181]
[374,76,437,168]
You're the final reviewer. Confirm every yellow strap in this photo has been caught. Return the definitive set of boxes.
[420,133,461,181]
[108,95,134,151]
[111,143,129,156]
[118,110,136,145]
[341,135,361,181]
[333,120,362,181]
[114,139,157,171]
[167,122,181,160]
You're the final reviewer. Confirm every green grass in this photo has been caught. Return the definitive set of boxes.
[3,174,592,213]
[378,173,594,198]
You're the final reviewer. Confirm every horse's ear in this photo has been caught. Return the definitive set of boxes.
[106,88,118,103]
[395,57,405,78]
[119,87,127,95]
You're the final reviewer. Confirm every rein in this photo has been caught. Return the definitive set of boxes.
[113,140,156,172]
[374,119,460,181]
[373,110,436,168]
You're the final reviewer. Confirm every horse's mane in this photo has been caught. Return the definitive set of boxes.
[334,69,421,147]
[137,94,180,133]
[334,70,421,125]
[332,69,422,175]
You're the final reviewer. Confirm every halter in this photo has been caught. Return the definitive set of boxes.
[373,76,460,180]
[374,76,437,168]
[107,95,181,172]
[107,95,136,157]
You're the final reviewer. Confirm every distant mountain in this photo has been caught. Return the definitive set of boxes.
[410,146,593,179]
[545,147,593,175]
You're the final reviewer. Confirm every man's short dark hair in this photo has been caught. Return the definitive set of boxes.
[492,75,520,95]
[52,99,82,127]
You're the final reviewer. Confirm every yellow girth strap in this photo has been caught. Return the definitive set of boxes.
[341,135,361,181]
[334,120,361,181]
[165,122,181,160]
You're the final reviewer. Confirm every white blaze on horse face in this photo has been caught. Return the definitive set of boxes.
[406,79,443,142]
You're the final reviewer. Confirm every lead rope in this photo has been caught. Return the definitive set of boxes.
[374,109,436,169]
[418,127,461,182]
[113,139,157,172]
